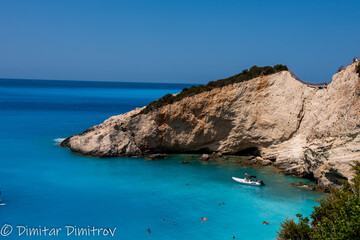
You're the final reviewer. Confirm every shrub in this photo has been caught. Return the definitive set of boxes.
[277,162,360,240]
[139,64,288,115]
[277,214,311,240]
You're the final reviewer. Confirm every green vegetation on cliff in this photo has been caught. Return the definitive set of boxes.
[277,162,360,240]
[139,64,288,115]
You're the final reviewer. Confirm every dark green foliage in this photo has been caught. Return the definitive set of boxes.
[139,64,288,115]
[356,64,360,77]
[277,162,360,240]
[277,214,311,240]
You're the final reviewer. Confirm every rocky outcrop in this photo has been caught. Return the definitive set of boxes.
[200,154,210,161]
[145,153,168,160]
[290,182,316,191]
[61,62,360,190]
[250,156,272,166]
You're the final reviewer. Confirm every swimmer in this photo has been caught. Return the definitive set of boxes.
[263,221,270,225]
[147,228,151,233]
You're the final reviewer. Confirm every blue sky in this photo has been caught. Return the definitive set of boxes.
[0,0,359,83]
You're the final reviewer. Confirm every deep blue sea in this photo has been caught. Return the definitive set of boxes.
[0,79,323,240]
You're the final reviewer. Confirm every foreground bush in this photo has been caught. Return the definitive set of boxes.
[277,162,360,240]
[139,64,288,115]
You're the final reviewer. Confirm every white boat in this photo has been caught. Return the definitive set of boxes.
[232,174,264,186]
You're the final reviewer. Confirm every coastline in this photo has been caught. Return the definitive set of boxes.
[146,153,322,192]
[61,62,360,191]
[0,77,324,240]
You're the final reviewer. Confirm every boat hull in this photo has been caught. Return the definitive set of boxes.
[232,177,264,186]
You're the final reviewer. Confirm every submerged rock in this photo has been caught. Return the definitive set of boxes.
[211,152,223,158]
[181,161,191,164]
[146,153,168,160]
[61,63,360,190]
[290,181,316,191]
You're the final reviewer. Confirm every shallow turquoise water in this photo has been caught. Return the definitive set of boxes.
[0,79,323,239]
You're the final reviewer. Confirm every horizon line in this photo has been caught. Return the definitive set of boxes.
[0,77,200,85]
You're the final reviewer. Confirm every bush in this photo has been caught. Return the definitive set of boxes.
[277,162,360,240]
[277,214,311,240]
[139,64,288,115]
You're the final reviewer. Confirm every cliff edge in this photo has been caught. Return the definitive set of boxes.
[61,63,360,190]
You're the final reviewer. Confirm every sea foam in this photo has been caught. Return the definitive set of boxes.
[53,138,65,145]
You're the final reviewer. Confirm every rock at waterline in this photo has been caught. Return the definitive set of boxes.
[200,154,210,161]
[146,154,168,160]
[290,182,316,191]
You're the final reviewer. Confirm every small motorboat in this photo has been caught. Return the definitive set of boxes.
[232,173,264,186]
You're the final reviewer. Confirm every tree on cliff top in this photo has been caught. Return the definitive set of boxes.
[277,161,360,240]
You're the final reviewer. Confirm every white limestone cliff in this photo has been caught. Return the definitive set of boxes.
[61,62,360,190]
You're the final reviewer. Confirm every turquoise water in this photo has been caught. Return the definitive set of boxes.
[0,79,323,240]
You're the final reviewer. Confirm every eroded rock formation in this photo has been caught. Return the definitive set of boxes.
[61,63,360,190]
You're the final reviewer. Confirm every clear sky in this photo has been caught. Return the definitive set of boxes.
[0,0,359,83]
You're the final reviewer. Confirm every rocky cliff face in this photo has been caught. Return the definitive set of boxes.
[61,63,360,190]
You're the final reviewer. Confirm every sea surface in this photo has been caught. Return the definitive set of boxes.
[0,79,324,240]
